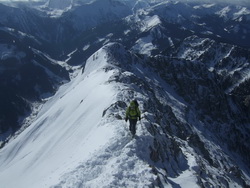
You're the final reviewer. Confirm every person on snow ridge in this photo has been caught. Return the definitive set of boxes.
[125,100,141,136]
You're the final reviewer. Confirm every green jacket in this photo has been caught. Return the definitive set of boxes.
[126,101,141,120]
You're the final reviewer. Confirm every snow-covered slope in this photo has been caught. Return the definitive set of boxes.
[1,42,250,187]
[1,1,250,187]
[46,0,73,10]
[0,43,154,187]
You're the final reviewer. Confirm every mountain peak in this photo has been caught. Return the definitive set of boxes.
[83,42,126,75]
[45,0,73,10]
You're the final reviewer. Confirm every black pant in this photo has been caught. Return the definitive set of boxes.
[129,119,137,135]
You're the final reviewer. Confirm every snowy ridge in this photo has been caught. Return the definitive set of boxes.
[0,43,157,187]
[1,0,250,186]
[52,118,156,187]
[0,42,250,187]
[175,35,250,93]
[45,0,72,10]
[0,43,119,187]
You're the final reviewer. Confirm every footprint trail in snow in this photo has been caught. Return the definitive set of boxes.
[52,120,156,188]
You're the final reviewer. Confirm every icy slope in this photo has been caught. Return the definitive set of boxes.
[0,43,155,188]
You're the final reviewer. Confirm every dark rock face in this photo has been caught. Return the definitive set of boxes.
[147,37,250,164]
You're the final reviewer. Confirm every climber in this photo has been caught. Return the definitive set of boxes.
[125,100,141,137]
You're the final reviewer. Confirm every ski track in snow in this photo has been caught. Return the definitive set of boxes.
[51,119,156,188]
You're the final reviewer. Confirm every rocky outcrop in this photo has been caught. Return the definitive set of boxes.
[100,42,250,186]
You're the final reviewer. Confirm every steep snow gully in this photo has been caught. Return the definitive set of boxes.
[0,43,250,188]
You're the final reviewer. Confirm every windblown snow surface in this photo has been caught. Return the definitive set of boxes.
[0,43,155,188]
[0,42,245,188]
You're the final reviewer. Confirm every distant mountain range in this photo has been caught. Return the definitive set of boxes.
[0,0,249,187]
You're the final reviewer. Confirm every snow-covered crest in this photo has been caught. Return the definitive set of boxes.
[1,0,250,187]
[83,42,129,75]
[1,42,249,187]
[0,43,156,187]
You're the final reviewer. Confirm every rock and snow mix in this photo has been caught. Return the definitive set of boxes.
[1,1,250,186]
[0,42,250,187]
[0,44,154,188]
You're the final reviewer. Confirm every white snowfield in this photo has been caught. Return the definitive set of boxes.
[0,43,201,188]
[0,44,153,188]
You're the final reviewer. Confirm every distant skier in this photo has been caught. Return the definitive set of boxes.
[125,100,141,137]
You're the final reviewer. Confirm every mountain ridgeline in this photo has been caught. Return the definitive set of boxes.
[0,0,250,187]
[100,42,250,187]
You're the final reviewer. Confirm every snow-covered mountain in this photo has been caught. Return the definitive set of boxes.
[1,0,249,57]
[0,0,250,187]
[1,42,249,187]
[45,0,73,10]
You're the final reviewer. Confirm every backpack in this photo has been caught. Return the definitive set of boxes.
[133,100,139,107]
[128,101,138,118]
